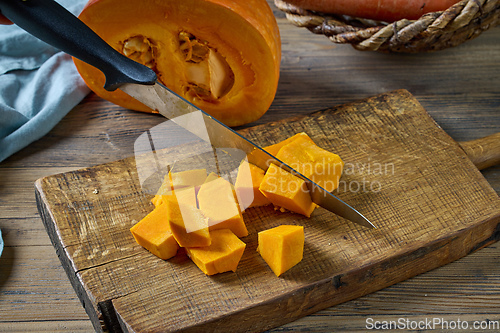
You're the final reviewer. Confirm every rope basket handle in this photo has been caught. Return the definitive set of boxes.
[275,0,500,52]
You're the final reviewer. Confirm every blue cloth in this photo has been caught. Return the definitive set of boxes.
[0,229,3,257]
[0,0,90,163]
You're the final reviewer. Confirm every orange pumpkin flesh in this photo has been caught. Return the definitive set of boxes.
[130,203,179,260]
[259,163,316,217]
[263,132,315,156]
[74,0,281,127]
[186,229,246,275]
[151,169,207,207]
[276,134,344,192]
[234,160,271,210]
[131,133,344,276]
[257,225,304,276]
[197,177,248,238]
[166,195,211,248]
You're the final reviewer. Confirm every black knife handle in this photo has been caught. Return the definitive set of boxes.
[0,0,156,91]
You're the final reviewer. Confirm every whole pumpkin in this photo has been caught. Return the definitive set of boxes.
[74,0,281,127]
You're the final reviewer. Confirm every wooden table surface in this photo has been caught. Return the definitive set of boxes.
[1,3,499,332]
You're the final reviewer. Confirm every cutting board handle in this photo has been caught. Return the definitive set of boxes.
[459,132,500,170]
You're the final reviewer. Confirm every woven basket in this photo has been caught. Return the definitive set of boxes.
[275,0,500,52]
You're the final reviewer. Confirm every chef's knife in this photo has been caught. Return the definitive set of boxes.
[0,0,375,228]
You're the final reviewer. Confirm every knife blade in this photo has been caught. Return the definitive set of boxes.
[120,82,375,229]
[0,0,375,228]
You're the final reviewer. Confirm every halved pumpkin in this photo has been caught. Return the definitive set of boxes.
[74,0,281,126]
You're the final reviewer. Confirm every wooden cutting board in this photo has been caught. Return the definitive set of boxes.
[35,89,500,333]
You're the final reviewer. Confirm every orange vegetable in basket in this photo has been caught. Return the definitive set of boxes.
[74,0,281,126]
[130,203,179,260]
[186,229,246,275]
[283,0,459,22]
[257,225,304,276]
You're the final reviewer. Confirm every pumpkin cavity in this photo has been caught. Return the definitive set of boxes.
[121,35,157,70]
[178,31,235,103]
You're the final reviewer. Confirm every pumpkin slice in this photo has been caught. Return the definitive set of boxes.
[257,225,304,276]
[234,160,270,210]
[197,177,248,238]
[259,164,316,217]
[130,203,179,260]
[74,0,281,126]
[166,195,211,248]
[186,229,246,275]
[276,135,344,192]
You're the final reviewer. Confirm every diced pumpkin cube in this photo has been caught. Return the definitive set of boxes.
[276,135,344,192]
[204,172,220,184]
[171,168,207,189]
[152,169,207,207]
[197,177,248,237]
[151,173,174,207]
[166,195,211,248]
[186,229,246,275]
[175,186,198,208]
[130,203,179,260]
[151,194,165,207]
[263,132,315,156]
[234,160,270,210]
[257,225,304,276]
[275,135,311,174]
[259,164,315,217]
[153,186,198,208]
[195,172,220,198]
[303,144,344,192]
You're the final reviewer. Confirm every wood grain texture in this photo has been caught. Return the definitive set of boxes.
[34,90,500,332]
